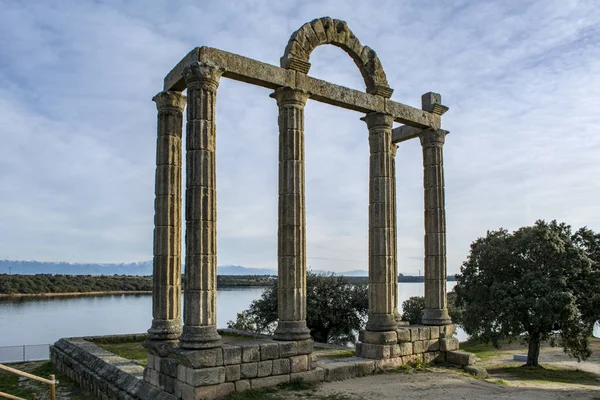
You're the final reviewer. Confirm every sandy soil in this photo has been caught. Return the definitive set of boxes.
[296,339,600,400]
[297,370,599,400]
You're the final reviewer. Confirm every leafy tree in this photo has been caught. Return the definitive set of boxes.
[400,292,462,325]
[227,272,368,344]
[401,296,425,324]
[455,220,600,367]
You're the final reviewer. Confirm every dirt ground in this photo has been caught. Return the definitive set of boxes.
[292,338,600,400]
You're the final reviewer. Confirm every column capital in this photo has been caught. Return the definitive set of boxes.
[419,128,449,147]
[183,62,224,89]
[270,87,310,107]
[361,112,393,130]
[152,91,186,112]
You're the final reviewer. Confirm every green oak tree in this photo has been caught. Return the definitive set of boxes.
[228,272,368,344]
[455,220,600,367]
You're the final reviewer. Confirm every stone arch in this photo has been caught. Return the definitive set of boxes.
[281,17,393,98]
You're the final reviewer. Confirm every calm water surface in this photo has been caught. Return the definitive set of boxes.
[0,282,469,347]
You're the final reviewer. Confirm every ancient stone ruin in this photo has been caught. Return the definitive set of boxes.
[51,17,471,400]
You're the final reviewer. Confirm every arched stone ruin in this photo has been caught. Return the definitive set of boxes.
[51,17,471,400]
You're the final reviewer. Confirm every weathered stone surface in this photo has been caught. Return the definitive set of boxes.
[363,112,397,334]
[413,341,425,354]
[272,87,312,342]
[240,362,258,379]
[423,351,442,365]
[402,353,424,366]
[164,47,438,128]
[420,127,452,326]
[235,379,250,392]
[430,326,440,339]
[222,344,242,365]
[394,342,413,357]
[446,351,476,366]
[296,339,313,355]
[424,339,440,352]
[396,328,410,343]
[419,327,431,340]
[278,341,298,357]
[186,366,225,386]
[289,355,308,373]
[272,358,291,375]
[408,326,420,342]
[280,18,392,97]
[52,338,177,400]
[148,91,185,343]
[180,382,234,400]
[356,343,391,360]
[290,368,325,383]
[224,365,240,382]
[359,330,397,345]
[179,62,223,350]
[250,374,290,389]
[439,337,459,352]
[464,365,489,378]
[240,343,260,363]
[260,342,280,360]
[440,324,456,338]
[172,347,223,368]
[257,360,273,377]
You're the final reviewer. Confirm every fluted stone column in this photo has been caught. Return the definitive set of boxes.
[390,143,407,326]
[420,128,452,325]
[179,62,223,349]
[363,112,397,332]
[271,87,311,341]
[147,91,186,344]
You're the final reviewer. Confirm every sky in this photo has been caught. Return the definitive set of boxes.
[0,0,599,275]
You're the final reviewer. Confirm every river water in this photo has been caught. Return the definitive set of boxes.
[0,282,463,347]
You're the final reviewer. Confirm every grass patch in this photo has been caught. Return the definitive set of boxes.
[224,387,280,400]
[0,361,88,400]
[318,350,355,359]
[278,378,317,391]
[459,339,511,362]
[489,364,599,385]
[95,341,148,366]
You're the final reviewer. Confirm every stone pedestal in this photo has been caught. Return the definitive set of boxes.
[419,127,452,326]
[147,91,186,347]
[271,87,311,341]
[179,62,224,349]
[362,112,397,333]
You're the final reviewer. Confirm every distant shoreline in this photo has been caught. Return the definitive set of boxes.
[0,290,153,298]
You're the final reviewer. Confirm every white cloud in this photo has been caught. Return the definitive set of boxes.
[0,0,598,275]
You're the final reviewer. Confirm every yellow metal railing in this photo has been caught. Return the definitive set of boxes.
[0,363,56,400]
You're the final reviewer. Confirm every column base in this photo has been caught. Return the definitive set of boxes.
[179,325,222,349]
[147,319,182,341]
[366,313,397,332]
[394,311,409,326]
[422,308,452,325]
[273,320,311,341]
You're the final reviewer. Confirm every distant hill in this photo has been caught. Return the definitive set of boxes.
[0,260,276,276]
[0,260,448,280]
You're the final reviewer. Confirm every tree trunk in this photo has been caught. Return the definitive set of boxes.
[526,333,540,367]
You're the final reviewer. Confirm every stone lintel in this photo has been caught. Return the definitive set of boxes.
[391,125,423,143]
[163,47,439,128]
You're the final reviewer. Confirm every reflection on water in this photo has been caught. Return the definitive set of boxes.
[0,283,465,347]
